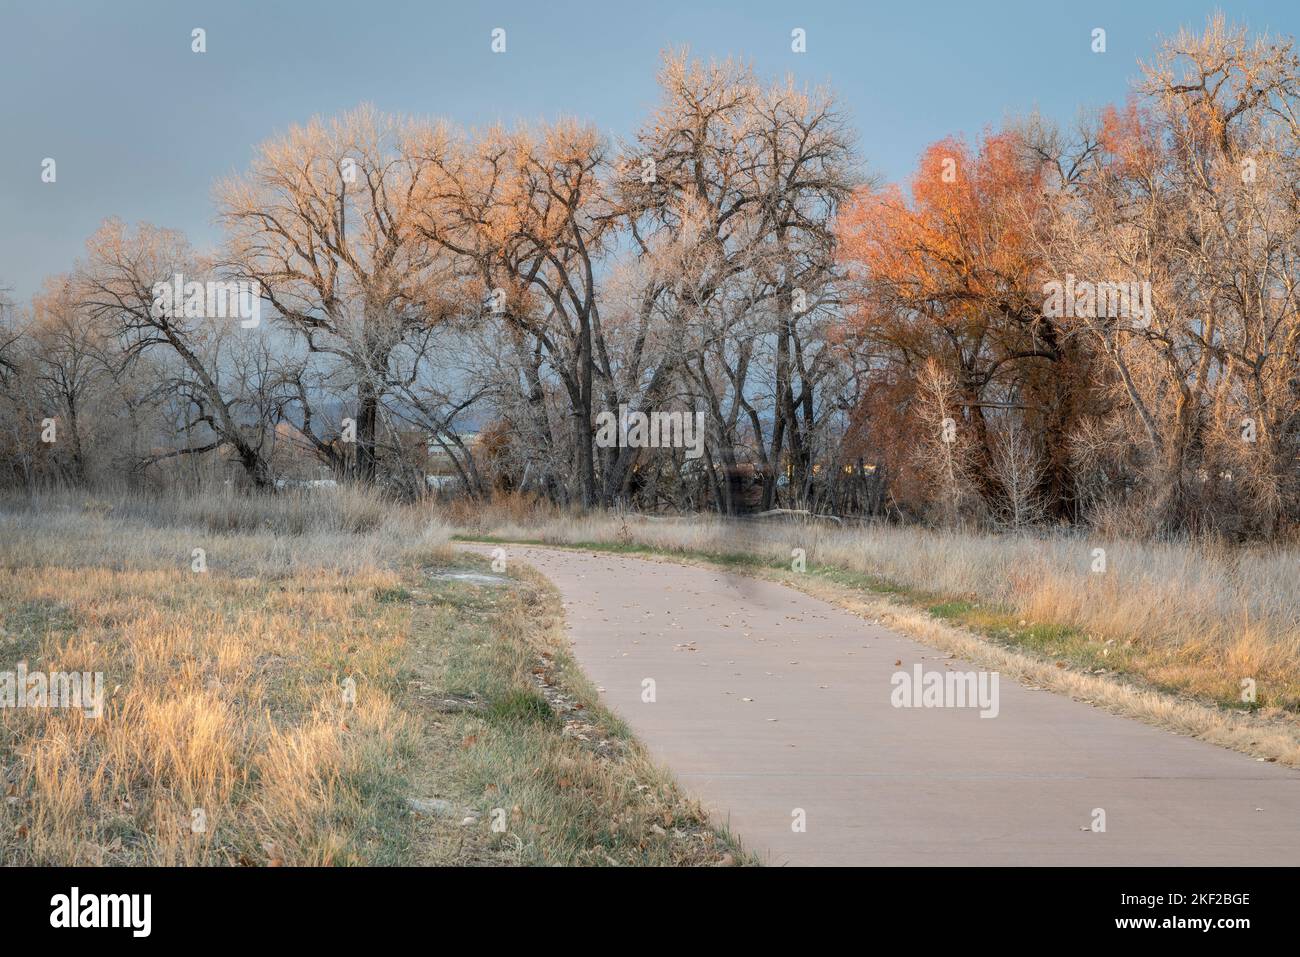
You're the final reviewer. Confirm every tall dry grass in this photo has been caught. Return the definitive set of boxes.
[0,487,450,865]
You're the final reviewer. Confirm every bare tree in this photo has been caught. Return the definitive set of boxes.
[620,53,860,511]
[218,105,462,484]
[77,219,279,488]
[913,359,983,526]
[24,276,115,482]
[1041,14,1300,534]
[411,120,615,506]
[988,419,1047,529]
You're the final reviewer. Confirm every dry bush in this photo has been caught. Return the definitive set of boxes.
[440,489,560,533]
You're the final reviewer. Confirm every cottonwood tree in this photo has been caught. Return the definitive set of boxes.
[218,105,463,483]
[620,53,859,510]
[837,129,1100,520]
[411,120,615,506]
[23,277,117,482]
[384,317,491,497]
[1146,17,1300,534]
[77,219,280,487]
[0,294,42,486]
[1042,15,1300,534]
[0,290,28,482]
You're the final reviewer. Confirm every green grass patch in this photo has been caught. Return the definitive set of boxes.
[487,688,559,728]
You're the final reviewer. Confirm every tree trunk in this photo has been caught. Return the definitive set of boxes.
[576,310,596,507]
[356,377,379,483]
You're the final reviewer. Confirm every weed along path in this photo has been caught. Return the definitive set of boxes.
[460,543,1300,866]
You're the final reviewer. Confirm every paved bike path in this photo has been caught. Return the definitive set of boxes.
[463,544,1300,866]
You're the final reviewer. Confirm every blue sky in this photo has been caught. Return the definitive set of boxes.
[2,0,1298,301]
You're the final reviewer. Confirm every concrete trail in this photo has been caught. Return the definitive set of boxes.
[462,543,1300,866]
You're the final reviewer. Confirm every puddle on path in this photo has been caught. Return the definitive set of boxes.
[430,571,510,586]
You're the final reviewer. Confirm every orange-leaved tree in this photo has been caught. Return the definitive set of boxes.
[836,130,1099,521]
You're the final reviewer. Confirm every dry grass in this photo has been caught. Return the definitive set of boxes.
[448,503,1300,725]
[0,491,445,865]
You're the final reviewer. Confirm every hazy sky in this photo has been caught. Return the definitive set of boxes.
[3,0,1298,302]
